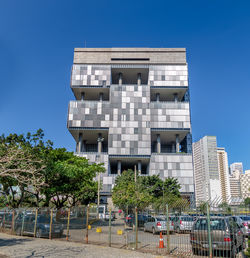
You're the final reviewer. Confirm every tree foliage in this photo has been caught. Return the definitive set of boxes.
[0,129,105,208]
[112,170,182,212]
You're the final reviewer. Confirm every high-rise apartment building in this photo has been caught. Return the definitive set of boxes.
[241,170,250,200]
[217,147,231,203]
[230,162,243,175]
[193,136,222,205]
[229,170,242,203]
[67,48,194,204]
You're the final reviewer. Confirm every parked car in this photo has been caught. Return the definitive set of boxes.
[14,214,64,238]
[230,216,248,237]
[144,216,174,234]
[173,215,194,233]
[104,211,115,221]
[190,216,246,257]
[125,214,151,227]
[239,215,250,237]
[0,212,13,229]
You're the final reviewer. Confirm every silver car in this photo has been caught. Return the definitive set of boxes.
[173,215,194,233]
[144,217,174,234]
[239,215,250,237]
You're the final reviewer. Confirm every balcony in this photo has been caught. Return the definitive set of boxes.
[151,130,192,154]
[150,101,190,129]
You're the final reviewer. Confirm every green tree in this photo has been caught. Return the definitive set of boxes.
[112,170,152,211]
[218,202,232,214]
[0,130,105,208]
[244,197,250,207]
[42,148,105,208]
[151,177,181,211]
[0,132,46,208]
[197,201,209,214]
[112,171,182,212]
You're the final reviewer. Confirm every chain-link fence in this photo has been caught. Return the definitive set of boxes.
[0,202,249,257]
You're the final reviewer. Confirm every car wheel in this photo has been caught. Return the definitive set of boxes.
[35,229,42,238]
[192,248,199,255]
[242,238,246,250]
[152,227,156,235]
[15,227,21,236]
[230,245,237,258]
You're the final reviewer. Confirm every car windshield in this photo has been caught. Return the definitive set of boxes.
[37,216,54,223]
[98,207,104,213]
[194,218,226,230]
[181,217,193,221]
[156,217,166,221]
[240,216,250,221]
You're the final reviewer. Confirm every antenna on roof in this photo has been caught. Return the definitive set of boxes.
[84,40,87,48]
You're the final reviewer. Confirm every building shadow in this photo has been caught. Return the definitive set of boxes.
[0,238,32,247]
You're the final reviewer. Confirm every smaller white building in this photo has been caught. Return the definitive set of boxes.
[241,170,250,200]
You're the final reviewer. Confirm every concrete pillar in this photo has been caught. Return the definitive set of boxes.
[78,133,82,153]
[117,160,121,175]
[171,142,176,153]
[118,73,123,85]
[81,92,85,101]
[137,73,141,86]
[99,92,104,101]
[157,134,161,154]
[82,140,86,152]
[97,133,103,153]
[176,134,180,153]
[156,93,160,102]
[174,93,178,102]
[138,161,142,175]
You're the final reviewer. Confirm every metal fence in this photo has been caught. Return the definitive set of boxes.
[0,203,249,257]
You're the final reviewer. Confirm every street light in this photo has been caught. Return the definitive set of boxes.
[96,135,104,219]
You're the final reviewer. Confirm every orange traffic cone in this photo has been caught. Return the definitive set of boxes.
[159,231,164,248]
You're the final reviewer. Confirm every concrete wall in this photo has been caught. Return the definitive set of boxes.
[73,48,186,64]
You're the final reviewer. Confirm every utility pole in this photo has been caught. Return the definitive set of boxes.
[96,135,104,219]
[134,165,138,249]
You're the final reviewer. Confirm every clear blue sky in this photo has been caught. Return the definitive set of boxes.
[0,0,249,170]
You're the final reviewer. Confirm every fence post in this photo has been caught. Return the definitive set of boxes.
[2,209,6,230]
[206,202,212,258]
[21,210,25,236]
[86,205,89,244]
[135,207,138,250]
[108,207,111,247]
[49,209,53,240]
[66,208,70,241]
[11,210,15,234]
[33,208,38,237]
[166,204,170,254]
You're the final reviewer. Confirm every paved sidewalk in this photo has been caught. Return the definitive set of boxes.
[0,233,168,258]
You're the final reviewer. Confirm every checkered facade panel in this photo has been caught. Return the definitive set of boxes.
[150,102,190,129]
[149,65,188,87]
[68,101,110,128]
[71,65,111,86]
[71,64,188,87]
[241,174,250,199]
[150,154,194,193]
[108,84,151,155]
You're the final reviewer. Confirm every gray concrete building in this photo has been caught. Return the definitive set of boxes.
[67,48,194,204]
